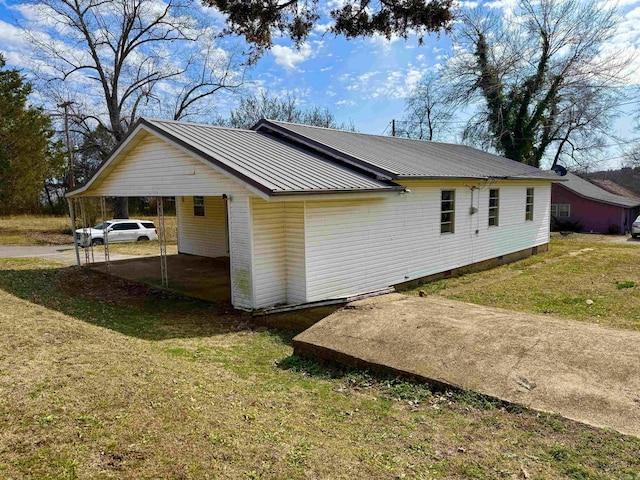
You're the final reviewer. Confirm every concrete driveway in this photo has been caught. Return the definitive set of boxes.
[0,245,148,266]
[294,294,640,437]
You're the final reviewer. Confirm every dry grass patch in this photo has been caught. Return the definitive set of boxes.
[0,258,639,478]
[0,215,73,245]
[0,214,177,247]
[410,235,640,330]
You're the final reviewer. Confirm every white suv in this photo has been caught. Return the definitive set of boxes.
[632,215,640,239]
[75,219,158,247]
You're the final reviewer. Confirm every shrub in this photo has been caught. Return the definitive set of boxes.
[551,216,583,233]
[607,224,621,235]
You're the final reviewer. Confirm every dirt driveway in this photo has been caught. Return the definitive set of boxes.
[294,294,640,437]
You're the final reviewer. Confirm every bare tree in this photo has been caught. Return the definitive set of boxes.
[26,0,245,216]
[448,0,627,168]
[396,72,454,141]
[217,91,356,130]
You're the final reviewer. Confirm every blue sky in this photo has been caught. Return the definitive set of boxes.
[1,0,639,169]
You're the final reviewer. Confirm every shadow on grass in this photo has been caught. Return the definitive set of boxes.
[276,354,521,412]
[0,263,313,342]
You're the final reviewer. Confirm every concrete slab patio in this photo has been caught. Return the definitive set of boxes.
[293,294,640,437]
[91,254,231,304]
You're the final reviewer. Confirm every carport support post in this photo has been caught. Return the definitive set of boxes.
[100,196,110,272]
[157,196,168,288]
[67,198,81,267]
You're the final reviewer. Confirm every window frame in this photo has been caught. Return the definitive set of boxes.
[488,188,500,227]
[525,188,534,221]
[556,204,570,217]
[440,189,456,234]
[193,196,205,217]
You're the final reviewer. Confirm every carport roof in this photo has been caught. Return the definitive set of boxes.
[254,119,559,181]
[68,118,402,198]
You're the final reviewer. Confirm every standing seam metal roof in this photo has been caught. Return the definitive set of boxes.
[256,119,558,181]
[556,172,640,208]
[143,118,398,194]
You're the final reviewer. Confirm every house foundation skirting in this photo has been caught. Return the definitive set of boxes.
[394,243,549,292]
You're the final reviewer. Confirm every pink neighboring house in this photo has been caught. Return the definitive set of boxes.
[551,172,640,234]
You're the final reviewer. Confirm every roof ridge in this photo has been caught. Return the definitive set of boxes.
[144,117,257,133]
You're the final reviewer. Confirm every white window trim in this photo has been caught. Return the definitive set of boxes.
[488,188,499,227]
[525,188,534,221]
[440,189,456,234]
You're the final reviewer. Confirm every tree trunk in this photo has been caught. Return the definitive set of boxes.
[112,197,129,218]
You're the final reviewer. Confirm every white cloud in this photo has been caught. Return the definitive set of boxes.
[313,22,332,34]
[600,5,640,85]
[271,43,313,69]
[0,20,30,66]
[335,99,356,107]
[369,32,402,50]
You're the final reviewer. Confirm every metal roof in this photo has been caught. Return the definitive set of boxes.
[556,172,640,208]
[255,119,558,181]
[589,179,640,200]
[140,118,400,195]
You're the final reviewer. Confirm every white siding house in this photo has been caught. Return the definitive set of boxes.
[68,118,558,311]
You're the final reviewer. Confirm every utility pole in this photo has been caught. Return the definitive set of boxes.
[58,101,75,189]
[391,119,396,137]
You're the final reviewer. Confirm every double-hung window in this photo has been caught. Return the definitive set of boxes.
[193,196,205,216]
[551,204,570,217]
[525,188,534,221]
[441,190,455,234]
[488,189,499,226]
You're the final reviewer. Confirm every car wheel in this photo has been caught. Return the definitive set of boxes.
[91,238,104,246]
[633,234,639,239]
[137,236,150,242]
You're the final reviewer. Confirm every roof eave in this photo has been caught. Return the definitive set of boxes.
[556,183,640,208]
[270,185,405,196]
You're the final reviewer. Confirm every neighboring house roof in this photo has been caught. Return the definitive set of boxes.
[254,119,558,181]
[556,172,640,208]
[589,179,640,200]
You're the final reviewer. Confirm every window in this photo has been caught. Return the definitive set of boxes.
[488,189,499,226]
[525,188,534,221]
[551,204,570,218]
[141,222,156,229]
[193,196,205,216]
[111,222,139,231]
[441,190,455,234]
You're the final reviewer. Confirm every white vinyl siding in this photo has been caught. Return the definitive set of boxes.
[177,196,228,258]
[284,202,306,304]
[228,197,253,310]
[252,200,287,307]
[251,199,306,308]
[304,182,550,302]
[86,133,250,197]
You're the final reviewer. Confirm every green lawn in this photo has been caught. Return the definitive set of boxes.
[1,251,640,478]
[409,234,640,331]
